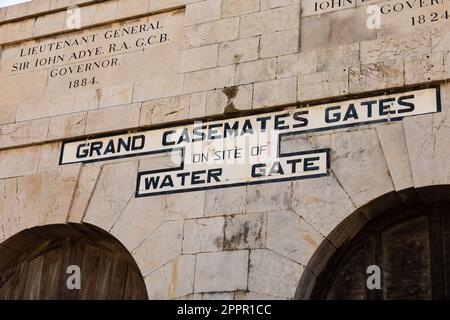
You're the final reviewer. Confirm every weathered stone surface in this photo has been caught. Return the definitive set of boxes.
[224,213,266,250]
[67,164,102,223]
[144,255,196,300]
[239,5,300,38]
[204,186,247,217]
[195,250,248,292]
[292,173,357,240]
[260,29,299,58]
[298,69,348,101]
[360,31,431,64]
[317,43,360,72]
[349,59,404,94]
[83,161,138,230]
[405,52,447,84]
[182,292,235,300]
[218,37,259,66]
[111,195,166,252]
[277,50,317,78]
[248,249,303,299]
[331,129,395,208]
[236,58,277,86]
[133,220,184,276]
[0,145,40,179]
[301,7,376,51]
[376,122,414,191]
[185,0,221,26]
[140,95,190,126]
[246,181,292,213]
[205,85,253,115]
[165,191,205,220]
[253,77,297,109]
[222,0,259,18]
[182,217,225,253]
[85,104,140,134]
[266,211,324,265]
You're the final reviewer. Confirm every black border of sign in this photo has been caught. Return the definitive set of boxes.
[59,84,441,166]
[279,83,442,139]
[135,149,331,198]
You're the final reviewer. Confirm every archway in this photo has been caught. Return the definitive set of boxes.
[0,224,148,300]
[297,186,450,300]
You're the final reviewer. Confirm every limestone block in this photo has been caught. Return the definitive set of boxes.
[0,145,40,179]
[15,100,50,122]
[185,0,222,26]
[300,7,376,51]
[432,25,450,53]
[349,59,404,94]
[47,112,87,141]
[298,69,348,101]
[67,164,102,224]
[317,43,360,72]
[116,0,150,19]
[184,65,235,93]
[277,50,318,78]
[79,0,118,27]
[48,89,99,117]
[403,110,450,188]
[248,249,303,299]
[204,186,247,217]
[85,103,140,134]
[37,142,63,173]
[253,77,297,109]
[218,37,260,66]
[236,58,277,86]
[3,19,35,43]
[145,255,196,300]
[405,52,446,85]
[0,118,49,148]
[183,17,240,48]
[222,0,260,18]
[0,104,17,125]
[111,195,166,252]
[260,29,299,58]
[182,217,225,253]
[331,128,395,208]
[140,95,190,126]
[224,213,266,250]
[360,31,431,64]
[32,11,65,37]
[5,0,50,21]
[266,211,324,265]
[133,75,185,102]
[189,92,207,118]
[133,220,184,276]
[205,85,253,115]
[180,44,219,73]
[9,165,80,229]
[376,122,414,191]
[292,173,357,241]
[98,84,134,108]
[165,191,205,220]
[83,161,138,230]
[194,250,248,292]
[239,5,300,38]
[246,181,292,213]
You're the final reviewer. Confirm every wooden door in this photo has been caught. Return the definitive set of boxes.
[311,202,450,300]
[0,225,148,300]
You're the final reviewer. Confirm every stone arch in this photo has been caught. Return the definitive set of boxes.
[0,223,148,299]
[295,185,450,300]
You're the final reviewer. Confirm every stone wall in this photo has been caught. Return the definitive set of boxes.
[0,0,450,299]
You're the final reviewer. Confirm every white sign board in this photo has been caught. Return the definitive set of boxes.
[59,86,441,197]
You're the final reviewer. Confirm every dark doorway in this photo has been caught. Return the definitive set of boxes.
[311,202,450,299]
[0,224,148,300]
